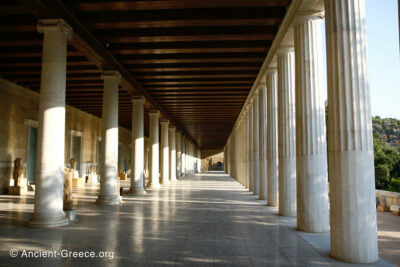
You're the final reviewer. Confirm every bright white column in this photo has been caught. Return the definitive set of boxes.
[277,46,296,217]
[248,102,254,192]
[294,13,329,232]
[258,82,268,200]
[253,93,260,196]
[325,0,378,262]
[266,69,279,207]
[186,140,190,174]
[244,108,250,188]
[129,96,146,194]
[147,110,160,188]
[181,135,186,176]
[176,131,182,178]
[28,19,72,227]
[160,119,170,185]
[96,70,121,205]
[169,126,177,182]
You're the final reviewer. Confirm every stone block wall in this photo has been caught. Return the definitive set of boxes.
[0,79,133,193]
[200,149,224,172]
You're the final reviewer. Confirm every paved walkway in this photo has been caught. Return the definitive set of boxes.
[0,171,397,266]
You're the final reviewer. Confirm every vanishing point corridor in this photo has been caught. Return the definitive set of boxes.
[0,172,395,267]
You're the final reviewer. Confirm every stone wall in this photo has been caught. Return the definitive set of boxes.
[376,189,400,210]
[200,149,224,172]
[0,79,133,193]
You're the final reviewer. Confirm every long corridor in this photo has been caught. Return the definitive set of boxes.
[0,172,395,266]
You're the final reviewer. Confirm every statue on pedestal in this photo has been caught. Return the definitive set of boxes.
[63,167,73,211]
[13,158,24,186]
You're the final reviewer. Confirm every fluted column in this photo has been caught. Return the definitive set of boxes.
[325,0,378,262]
[181,135,186,176]
[147,111,160,188]
[252,94,260,196]
[266,69,279,207]
[160,119,170,185]
[258,83,268,200]
[244,108,250,188]
[28,19,72,227]
[277,47,296,216]
[169,126,177,182]
[96,70,121,205]
[294,13,329,232]
[248,102,254,192]
[129,96,146,194]
[176,131,182,178]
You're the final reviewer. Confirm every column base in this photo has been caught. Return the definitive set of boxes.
[96,194,121,205]
[146,182,161,189]
[127,187,147,195]
[170,177,178,182]
[27,212,69,228]
[160,179,170,185]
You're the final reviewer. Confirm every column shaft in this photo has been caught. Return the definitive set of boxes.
[248,103,254,192]
[181,136,186,176]
[176,131,182,178]
[129,96,146,194]
[294,14,329,232]
[147,111,160,188]
[277,47,296,216]
[169,127,177,182]
[28,20,72,227]
[160,120,170,184]
[266,69,279,207]
[258,83,268,200]
[325,0,378,262]
[252,95,260,196]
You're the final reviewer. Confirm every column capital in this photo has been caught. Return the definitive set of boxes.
[169,126,176,131]
[292,11,324,27]
[160,119,169,125]
[37,19,73,39]
[131,95,146,104]
[149,110,160,116]
[176,130,181,134]
[276,45,294,55]
[101,70,121,82]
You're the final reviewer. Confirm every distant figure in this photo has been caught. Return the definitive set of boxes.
[13,158,24,186]
[208,159,213,170]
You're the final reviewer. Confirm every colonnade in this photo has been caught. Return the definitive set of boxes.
[225,1,378,264]
[27,19,201,228]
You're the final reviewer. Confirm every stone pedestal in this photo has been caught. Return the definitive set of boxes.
[96,70,121,205]
[27,19,72,228]
[129,96,146,195]
[325,0,378,262]
[294,13,329,233]
[8,186,28,195]
[147,110,160,188]
[277,47,296,217]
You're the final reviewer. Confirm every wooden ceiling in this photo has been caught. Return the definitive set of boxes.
[0,0,290,149]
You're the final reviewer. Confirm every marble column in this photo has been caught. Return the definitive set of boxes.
[129,96,146,194]
[28,19,72,227]
[96,70,121,205]
[252,94,260,196]
[160,119,170,185]
[266,69,279,207]
[248,102,254,192]
[258,83,268,200]
[325,0,378,262]
[147,111,160,188]
[176,131,182,179]
[244,108,250,188]
[181,135,186,177]
[277,46,296,216]
[169,126,177,182]
[294,13,329,232]
[186,140,190,174]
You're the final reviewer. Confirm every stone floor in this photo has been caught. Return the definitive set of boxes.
[0,171,398,266]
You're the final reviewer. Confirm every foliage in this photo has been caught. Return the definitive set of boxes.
[388,178,400,193]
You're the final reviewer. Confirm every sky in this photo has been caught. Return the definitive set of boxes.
[321,0,400,119]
